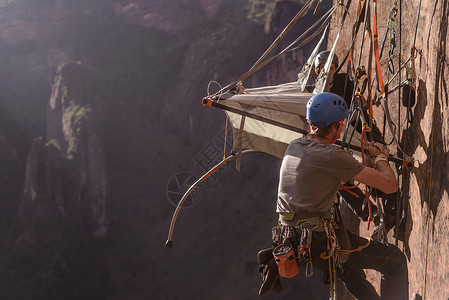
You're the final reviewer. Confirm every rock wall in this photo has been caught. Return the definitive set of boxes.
[19,63,109,238]
[329,1,449,299]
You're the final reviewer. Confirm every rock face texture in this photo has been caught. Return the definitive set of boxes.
[329,1,449,299]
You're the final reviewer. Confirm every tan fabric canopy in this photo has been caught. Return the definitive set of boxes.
[218,82,363,160]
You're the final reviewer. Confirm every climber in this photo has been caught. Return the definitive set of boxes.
[275,92,408,299]
[306,50,354,105]
[303,51,378,224]
[307,51,402,239]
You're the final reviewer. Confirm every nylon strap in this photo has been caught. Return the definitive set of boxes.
[247,0,317,75]
[211,0,322,96]
[298,24,330,91]
[362,4,374,141]
[314,0,352,94]
[234,116,246,171]
[373,0,386,95]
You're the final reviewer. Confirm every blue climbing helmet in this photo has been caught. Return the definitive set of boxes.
[306,92,350,127]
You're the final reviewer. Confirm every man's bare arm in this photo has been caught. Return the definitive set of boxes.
[352,142,398,194]
[353,161,398,194]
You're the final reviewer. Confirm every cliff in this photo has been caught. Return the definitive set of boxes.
[4,0,448,298]
[329,0,449,299]
[18,63,109,238]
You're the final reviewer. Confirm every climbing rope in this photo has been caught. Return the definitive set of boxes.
[321,221,339,300]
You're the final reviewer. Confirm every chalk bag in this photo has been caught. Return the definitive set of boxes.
[273,243,299,278]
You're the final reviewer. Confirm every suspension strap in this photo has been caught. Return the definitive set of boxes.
[359,114,375,229]
[298,24,330,91]
[234,116,246,171]
[212,0,339,97]
[314,0,352,94]
[338,182,361,198]
[387,0,398,74]
[373,0,385,96]
[364,25,374,141]
[247,0,317,77]
[341,66,366,149]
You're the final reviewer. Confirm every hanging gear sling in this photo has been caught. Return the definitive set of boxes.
[272,203,370,299]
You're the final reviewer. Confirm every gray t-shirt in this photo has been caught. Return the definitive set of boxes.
[277,137,364,218]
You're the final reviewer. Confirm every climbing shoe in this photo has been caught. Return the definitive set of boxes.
[258,258,281,296]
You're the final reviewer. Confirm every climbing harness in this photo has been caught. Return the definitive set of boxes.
[276,207,372,298]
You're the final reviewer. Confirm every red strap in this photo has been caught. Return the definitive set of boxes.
[338,183,360,198]
[325,120,344,144]
[373,0,385,95]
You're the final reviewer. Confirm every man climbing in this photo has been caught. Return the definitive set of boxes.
[306,50,402,240]
[276,92,408,299]
[306,50,354,105]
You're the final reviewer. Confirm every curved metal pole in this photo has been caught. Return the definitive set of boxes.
[165,149,261,248]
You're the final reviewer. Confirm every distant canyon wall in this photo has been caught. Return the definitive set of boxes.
[0,0,319,239]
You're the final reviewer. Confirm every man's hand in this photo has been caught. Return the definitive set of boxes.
[367,142,389,158]
[374,142,390,157]
[356,142,397,194]
[367,141,381,158]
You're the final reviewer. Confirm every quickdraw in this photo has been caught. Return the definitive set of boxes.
[298,227,314,277]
